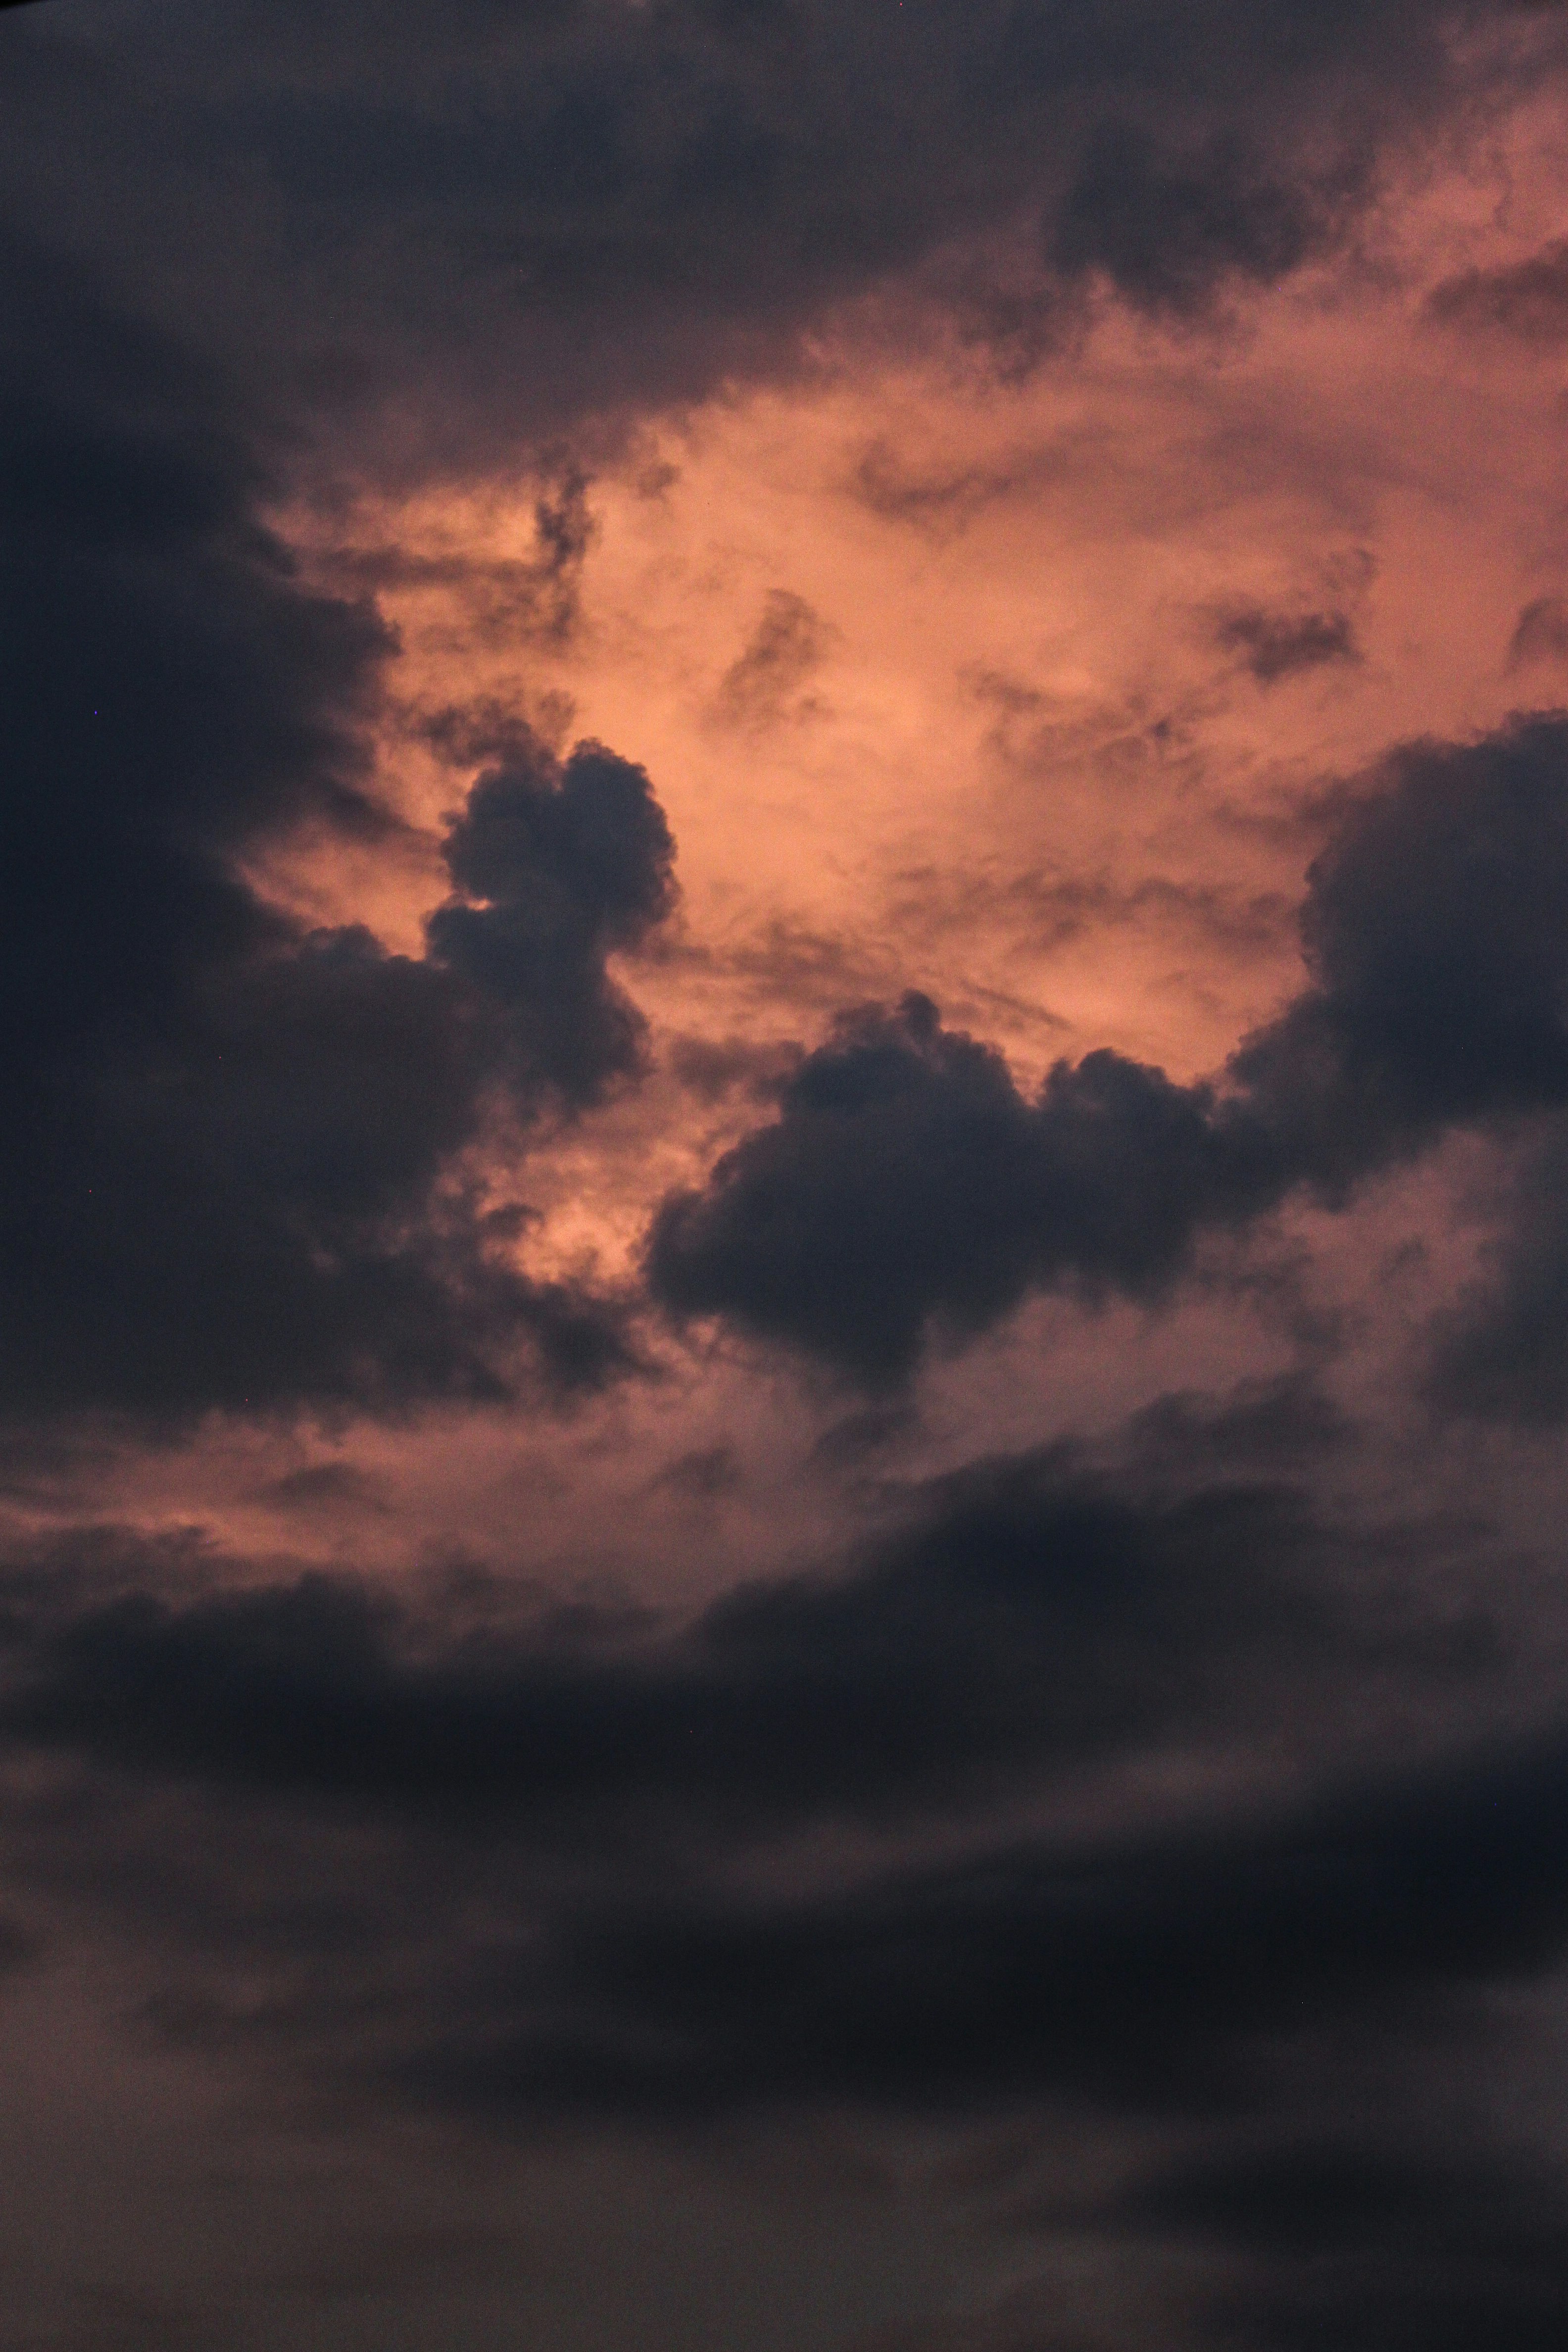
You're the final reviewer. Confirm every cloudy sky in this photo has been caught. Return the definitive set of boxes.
[9,1,1568,2344]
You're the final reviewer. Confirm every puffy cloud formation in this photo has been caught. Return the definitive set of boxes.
[0,252,674,1416]
[429,735,676,1104]
[651,716,1568,1381]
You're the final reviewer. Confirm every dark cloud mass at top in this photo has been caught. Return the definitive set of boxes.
[0,0,1544,456]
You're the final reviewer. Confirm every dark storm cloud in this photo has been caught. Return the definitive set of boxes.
[1122,1370,1353,1479]
[0,1413,1538,2127]
[1423,1114,1568,1421]
[0,253,671,1418]
[0,1420,1560,2336]
[1132,2139,1555,2261]
[649,714,1568,1382]
[4,15,1568,2352]
[648,991,1248,1383]
[1230,713,1568,1141]
[429,730,676,1104]
[0,0,1542,460]
[1049,123,1355,313]
[388,1720,1568,2124]
[0,1452,1391,1832]
[1129,2141,1568,2352]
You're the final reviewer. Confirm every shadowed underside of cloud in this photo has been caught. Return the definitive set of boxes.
[1047,118,1362,313]
[0,1502,1554,2141]
[650,994,1247,1381]
[454,1727,1568,2121]
[0,1446,1378,1833]
[1423,1113,1568,1421]
[1132,2140,1568,2352]
[648,713,1568,1384]
[0,1416,1562,2336]
[0,1422,1538,2130]
[0,250,673,1417]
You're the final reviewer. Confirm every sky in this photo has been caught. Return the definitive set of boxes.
[9,1,1568,2345]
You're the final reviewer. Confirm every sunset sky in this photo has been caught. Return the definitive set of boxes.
[10,3,1568,2346]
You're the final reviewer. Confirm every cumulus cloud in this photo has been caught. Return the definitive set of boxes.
[428,730,676,1104]
[649,714,1568,1383]
[648,992,1243,1382]
[0,254,674,1419]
